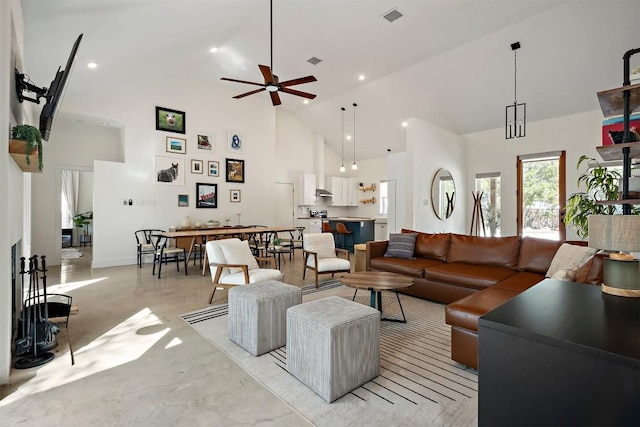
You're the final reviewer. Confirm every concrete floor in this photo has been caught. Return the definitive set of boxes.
[0,246,328,426]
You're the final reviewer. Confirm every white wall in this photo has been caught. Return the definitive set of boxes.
[31,119,122,264]
[465,109,604,240]
[1,0,29,385]
[394,118,467,234]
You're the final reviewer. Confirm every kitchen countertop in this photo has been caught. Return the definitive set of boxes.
[328,217,376,221]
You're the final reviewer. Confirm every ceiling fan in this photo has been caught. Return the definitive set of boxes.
[221,0,317,106]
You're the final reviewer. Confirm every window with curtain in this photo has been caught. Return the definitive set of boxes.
[61,170,79,229]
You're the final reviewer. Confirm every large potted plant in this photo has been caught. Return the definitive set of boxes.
[73,211,93,245]
[564,155,640,239]
[9,124,43,172]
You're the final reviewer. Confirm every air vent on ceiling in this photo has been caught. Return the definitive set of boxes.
[382,8,403,23]
[307,57,322,65]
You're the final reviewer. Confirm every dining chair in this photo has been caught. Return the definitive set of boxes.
[152,235,188,279]
[282,227,304,257]
[135,229,165,268]
[302,233,351,288]
[206,238,284,303]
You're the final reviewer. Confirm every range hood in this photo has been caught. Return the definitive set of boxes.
[314,135,333,197]
[316,188,333,197]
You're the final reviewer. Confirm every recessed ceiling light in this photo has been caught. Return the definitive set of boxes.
[209,47,218,53]
[358,74,365,81]
[101,122,109,126]
[346,135,352,140]
[87,62,98,69]
[303,99,309,104]
[402,121,408,127]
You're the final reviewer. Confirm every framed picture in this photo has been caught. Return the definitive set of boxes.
[225,158,245,183]
[197,133,214,151]
[227,130,245,153]
[196,182,217,208]
[208,160,219,177]
[178,194,189,207]
[166,136,186,154]
[155,156,185,186]
[230,189,241,203]
[191,159,203,174]
[156,106,185,134]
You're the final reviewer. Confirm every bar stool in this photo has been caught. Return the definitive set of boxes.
[335,222,353,251]
[322,222,337,246]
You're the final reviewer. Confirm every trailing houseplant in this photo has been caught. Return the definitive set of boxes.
[563,155,640,239]
[11,124,43,171]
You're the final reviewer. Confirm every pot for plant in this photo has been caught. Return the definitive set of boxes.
[9,139,42,173]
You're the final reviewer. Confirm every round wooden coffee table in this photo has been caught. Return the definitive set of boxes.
[339,271,414,323]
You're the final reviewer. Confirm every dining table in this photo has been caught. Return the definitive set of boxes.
[162,225,300,275]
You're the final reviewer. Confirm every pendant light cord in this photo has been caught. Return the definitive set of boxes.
[513,49,517,105]
[341,107,345,168]
[353,103,357,165]
[270,0,273,71]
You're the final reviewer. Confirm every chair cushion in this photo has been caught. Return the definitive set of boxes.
[219,239,260,273]
[304,233,336,259]
[222,269,284,285]
[384,233,417,259]
[307,257,351,273]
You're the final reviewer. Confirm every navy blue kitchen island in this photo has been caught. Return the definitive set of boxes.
[328,218,375,252]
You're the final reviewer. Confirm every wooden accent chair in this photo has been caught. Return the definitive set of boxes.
[302,233,351,288]
[205,238,283,303]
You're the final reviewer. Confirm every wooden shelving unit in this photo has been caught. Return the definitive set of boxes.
[597,82,640,118]
[595,79,640,207]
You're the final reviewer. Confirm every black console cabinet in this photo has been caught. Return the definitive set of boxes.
[478,279,639,426]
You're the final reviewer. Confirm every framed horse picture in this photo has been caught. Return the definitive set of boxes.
[155,156,185,186]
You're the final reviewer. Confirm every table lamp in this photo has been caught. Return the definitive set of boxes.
[588,214,640,297]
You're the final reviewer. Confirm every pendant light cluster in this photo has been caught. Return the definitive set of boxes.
[339,103,358,172]
[505,41,526,139]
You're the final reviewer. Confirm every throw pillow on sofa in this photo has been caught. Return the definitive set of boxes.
[546,243,596,278]
[384,233,417,259]
[550,261,580,282]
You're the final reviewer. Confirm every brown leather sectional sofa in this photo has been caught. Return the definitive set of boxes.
[365,230,603,370]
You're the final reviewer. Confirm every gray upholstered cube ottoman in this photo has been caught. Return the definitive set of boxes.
[228,280,302,356]
[286,296,380,402]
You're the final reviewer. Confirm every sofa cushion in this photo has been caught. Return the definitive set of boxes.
[402,229,450,261]
[447,234,521,270]
[445,287,519,332]
[370,257,442,278]
[546,243,596,278]
[491,271,545,293]
[384,233,417,259]
[518,237,564,274]
[424,263,518,290]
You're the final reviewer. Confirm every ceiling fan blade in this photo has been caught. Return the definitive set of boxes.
[270,91,282,106]
[258,64,276,85]
[280,87,316,100]
[279,75,317,87]
[233,88,266,99]
[221,77,265,87]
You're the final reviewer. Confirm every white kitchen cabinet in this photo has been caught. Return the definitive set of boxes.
[328,176,358,206]
[347,177,358,206]
[375,219,388,241]
[298,173,317,206]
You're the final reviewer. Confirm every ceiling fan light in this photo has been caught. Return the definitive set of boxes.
[266,85,278,92]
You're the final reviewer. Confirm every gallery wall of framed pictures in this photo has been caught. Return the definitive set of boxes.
[154,105,247,210]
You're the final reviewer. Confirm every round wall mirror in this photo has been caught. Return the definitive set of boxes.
[431,168,456,220]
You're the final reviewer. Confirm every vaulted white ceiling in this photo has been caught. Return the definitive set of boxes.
[20,0,640,160]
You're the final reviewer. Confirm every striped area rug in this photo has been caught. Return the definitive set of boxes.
[181,280,478,426]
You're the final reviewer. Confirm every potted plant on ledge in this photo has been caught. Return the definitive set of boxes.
[9,124,43,172]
